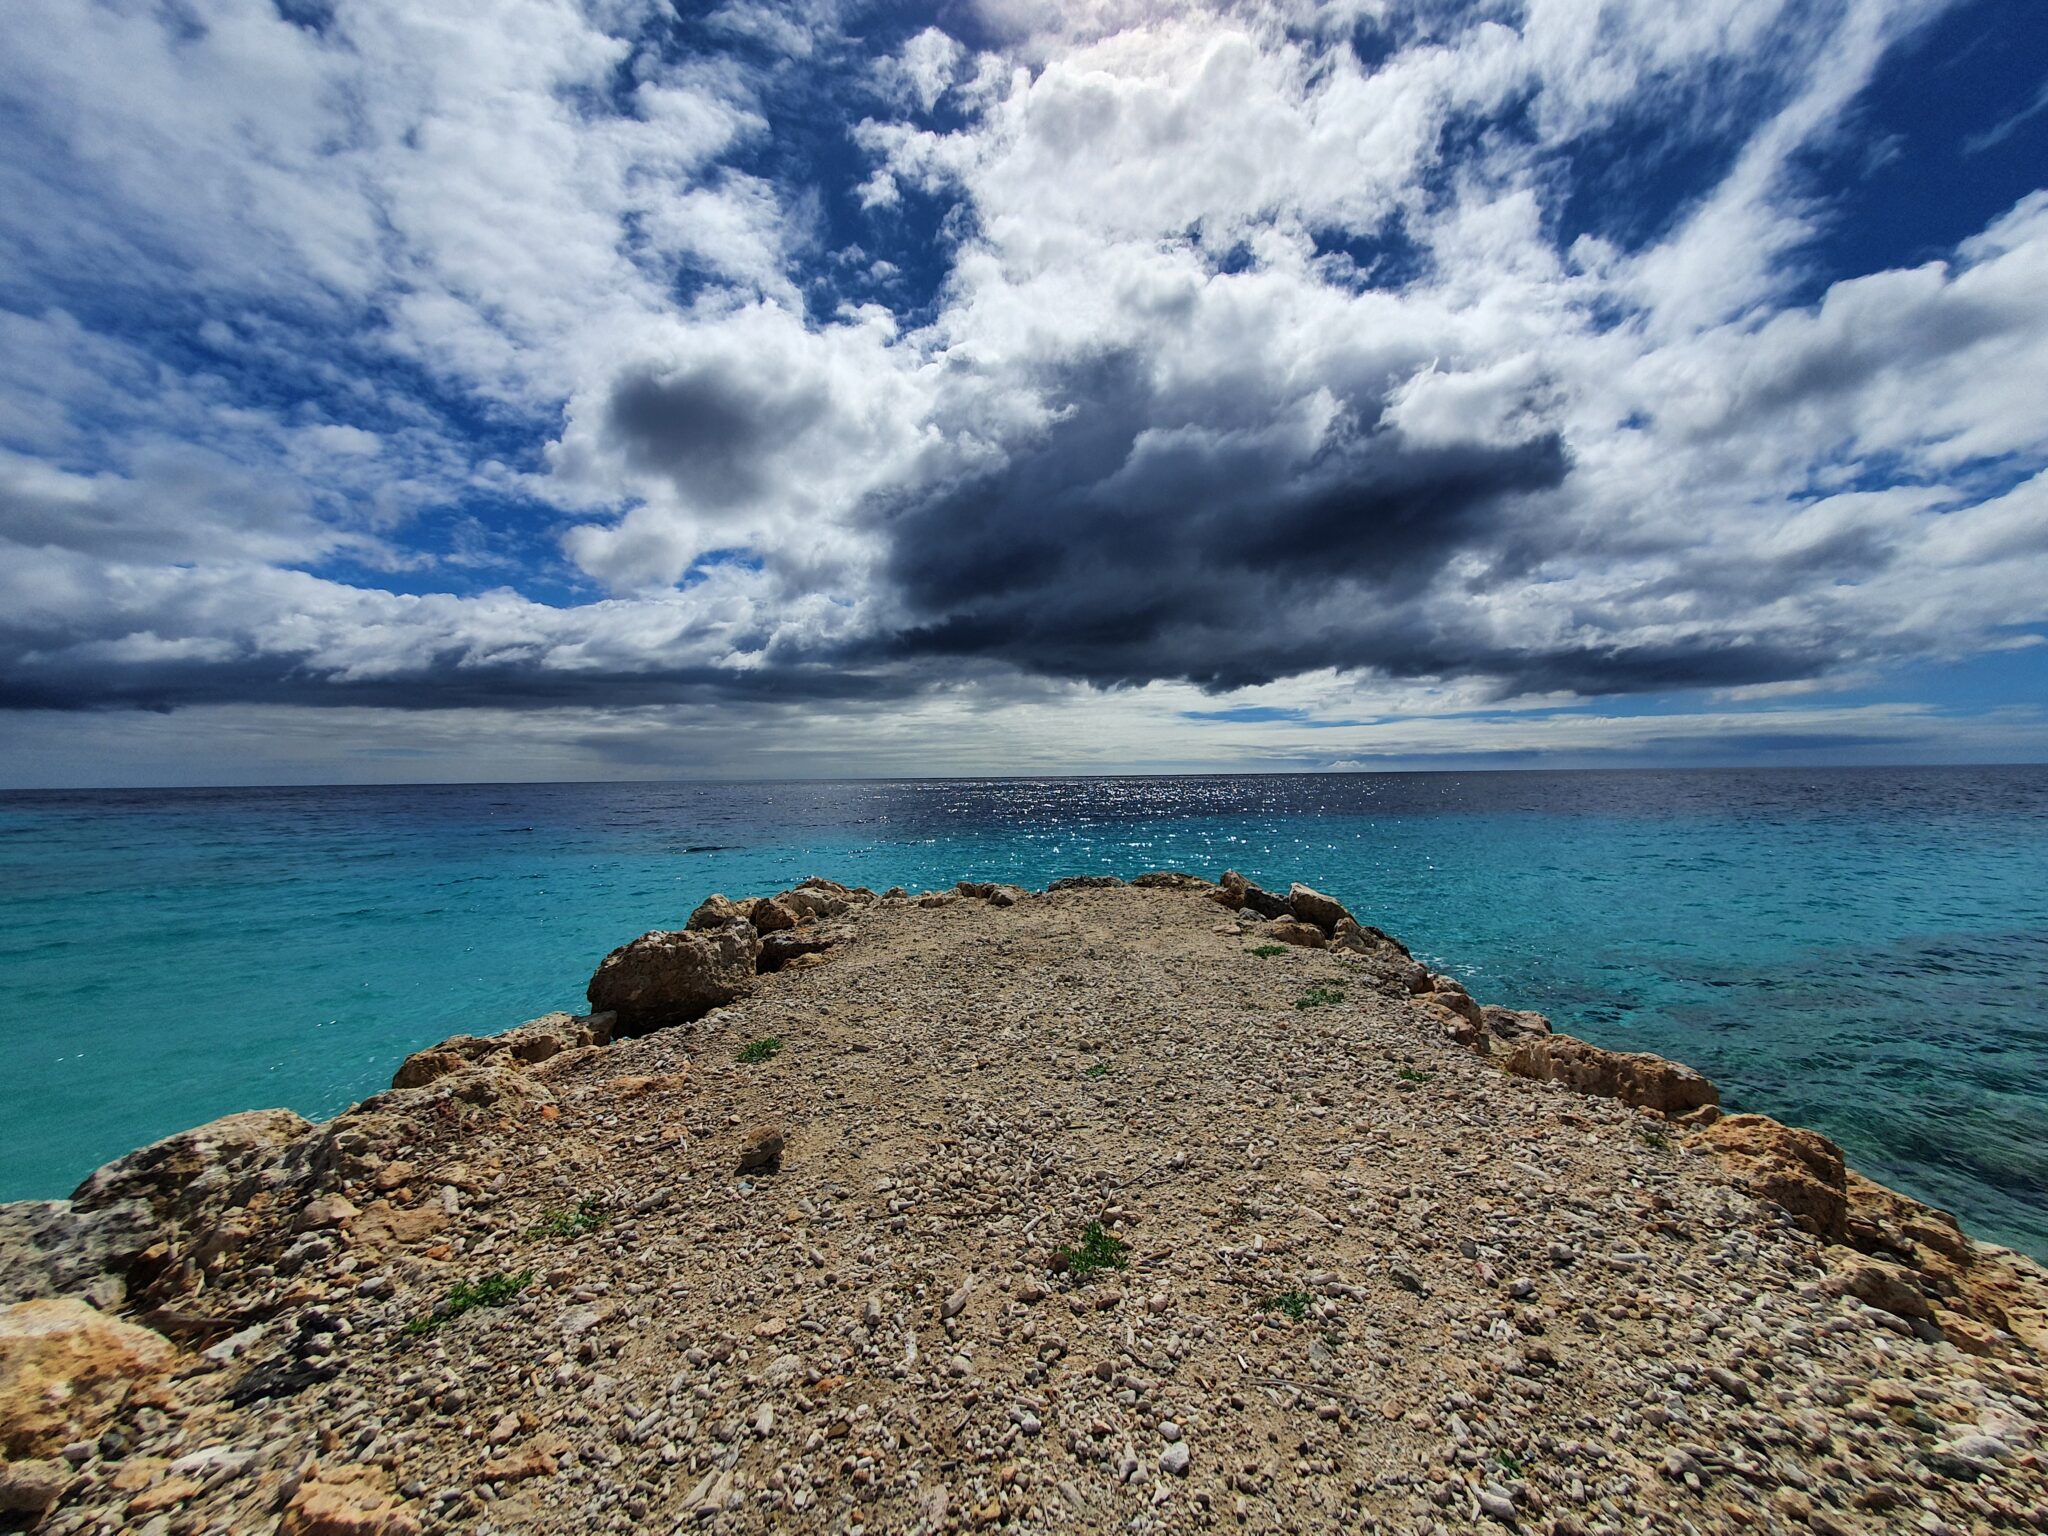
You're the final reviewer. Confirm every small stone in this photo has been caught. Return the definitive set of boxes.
[1159,1440,1190,1476]
[1476,1485,1516,1523]
[736,1125,785,1174]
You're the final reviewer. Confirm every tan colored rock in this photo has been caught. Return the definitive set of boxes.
[1423,983,1483,1027]
[126,1474,203,1515]
[1131,871,1210,891]
[746,896,801,933]
[1503,1034,1719,1117]
[70,1109,310,1220]
[1266,919,1328,949]
[782,886,850,921]
[389,1013,613,1089]
[1824,1256,1932,1321]
[685,894,745,931]
[0,1299,176,1457]
[737,1125,785,1174]
[350,1200,448,1252]
[481,1442,559,1483]
[295,1194,358,1232]
[389,1048,472,1090]
[1330,919,1431,992]
[1480,1005,1551,1041]
[1286,883,1350,932]
[1210,870,1249,910]
[1700,1114,1847,1239]
[281,1465,421,1536]
[586,925,760,1034]
[0,1457,67,1518]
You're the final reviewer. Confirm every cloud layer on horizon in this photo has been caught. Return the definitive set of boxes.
[1,0,2046,778]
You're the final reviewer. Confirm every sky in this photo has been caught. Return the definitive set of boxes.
[2,0,2046,786]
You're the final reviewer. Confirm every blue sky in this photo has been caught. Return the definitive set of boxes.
[1,0,2045,785]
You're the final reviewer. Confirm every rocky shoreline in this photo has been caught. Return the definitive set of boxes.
[2,873,2045,1535]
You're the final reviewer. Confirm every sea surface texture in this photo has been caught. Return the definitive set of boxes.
[2,768,2044,1259]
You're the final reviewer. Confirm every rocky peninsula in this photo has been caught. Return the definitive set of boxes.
[2,874,2045,1536]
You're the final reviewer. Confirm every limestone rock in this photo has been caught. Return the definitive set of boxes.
[737,1125,785,1175]
[685,894,744,931]
[1286,883,1350,932]
[1266,919,1328,949]
[0,1456,66,1518]
[280,1464,421,1536]
[1700,1113,1847,1238]
[1045,875,1126,892]
[0,1199,160,1308]
[1131,871,1211,891]
[1330,919,1431,992]
[586,925,760,1034]
[1423,981,1484,1027]
[390,1012,612,1089]
[1210,870,1249,910]
[745,896,800,933]
[1503,1035,1719,1117]
[1480,1005,1552,1042]
[759,926,843,973]
[0,1299,176,1457]
[71,1110,311,1221]
[781,886,849,921]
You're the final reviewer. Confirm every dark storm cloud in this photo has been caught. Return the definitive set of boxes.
[606,361,832,512]
[0,652,929,715]
[862,351,1602,692]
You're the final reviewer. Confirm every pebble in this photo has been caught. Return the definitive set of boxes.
[1159,1441,1190,1477]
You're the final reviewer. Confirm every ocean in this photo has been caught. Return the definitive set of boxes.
[2,768,2045,1259]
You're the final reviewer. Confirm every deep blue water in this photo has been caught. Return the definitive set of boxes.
[2,768,2045,1259]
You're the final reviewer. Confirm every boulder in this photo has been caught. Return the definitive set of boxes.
[389,1013,613,1090]
[780,887,849,921]
[1265,919,1328,950]
[758,926,843,972]
[1330,920,1431,992]
[0,1457,66,1519]
[1480,1005,1552,1042]
[986,885,1029,907]
[1503,1034,1719,1117]
[0,1299,176,1457]
[955,881,996,899]
[685,894,745,932]
[737,1125,785,1175]
[1210,870,1249,911]
[586,925,760,1034]
[280,1464,421,1536]
[1422,981,1483,1027]
[0,1199,161,1308]
[1286,883,1350,932]
[1824,1256,1933,1321]
[71,1110,311,1222]
[1045,875,1126,892]
[1698,1114,1846,1239]
[1131,871,1211,891]
[745,896,800,934]
[1236,878,1291,919]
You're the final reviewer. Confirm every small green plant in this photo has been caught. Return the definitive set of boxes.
[737,1037,784,1064]
[1261,1289,1312,1322]
[1051,1222,1129,1282]
[1083,1061,1110,1079]
[1250,944,1288,958]
[402,1270,533,1336]
[1493,1450,1528,1478]
[1636,1125,1673,1151]
[1395,1066,1433,1084]
[1294,985,1345,1009]
[527,1197,606,1239]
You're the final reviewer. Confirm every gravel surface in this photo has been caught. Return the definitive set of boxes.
[9,880,2046,1536]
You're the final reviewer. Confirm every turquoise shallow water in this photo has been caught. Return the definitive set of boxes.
[2,768,2045,1258]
